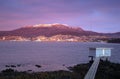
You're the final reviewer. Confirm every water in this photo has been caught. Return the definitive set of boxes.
[0,41,120,72]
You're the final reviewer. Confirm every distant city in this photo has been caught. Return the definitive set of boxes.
[0,35,108,42]
[0,23,120,42]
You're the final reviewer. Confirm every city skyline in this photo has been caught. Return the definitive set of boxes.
[0,0,120,33]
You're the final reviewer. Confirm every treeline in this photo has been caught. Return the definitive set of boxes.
[107,38,120,43]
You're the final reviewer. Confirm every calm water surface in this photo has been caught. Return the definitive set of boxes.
[0,41,120,71]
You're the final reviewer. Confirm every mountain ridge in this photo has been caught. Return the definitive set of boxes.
[0,23,119,38]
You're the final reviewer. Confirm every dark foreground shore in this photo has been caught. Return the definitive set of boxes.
[0,60,120,79]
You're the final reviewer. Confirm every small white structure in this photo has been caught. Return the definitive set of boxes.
[89,47,112,57]
[85,47,112,79]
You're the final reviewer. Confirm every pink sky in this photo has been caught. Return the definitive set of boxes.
[0,0,120,33]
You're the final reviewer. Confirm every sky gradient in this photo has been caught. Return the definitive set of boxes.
[0,0,120,33]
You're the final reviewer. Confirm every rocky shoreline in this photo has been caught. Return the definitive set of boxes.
[0,60,120,79]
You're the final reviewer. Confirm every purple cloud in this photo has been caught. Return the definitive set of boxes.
[0,0,120,32]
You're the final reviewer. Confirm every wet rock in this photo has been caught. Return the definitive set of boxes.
[11,65,16,68]
[17,64,21,67]
[5,65,10,67]
[35,65,41,68]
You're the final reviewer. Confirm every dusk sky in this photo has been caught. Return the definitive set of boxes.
[0,0,120,33]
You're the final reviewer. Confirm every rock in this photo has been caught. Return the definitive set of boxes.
[35,65,41,68]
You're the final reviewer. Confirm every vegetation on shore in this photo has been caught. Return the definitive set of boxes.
[107,38,120,43]
[95,60,120,79]
[0,60,120,79]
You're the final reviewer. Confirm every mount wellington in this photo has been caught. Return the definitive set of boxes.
[0,23,120,42]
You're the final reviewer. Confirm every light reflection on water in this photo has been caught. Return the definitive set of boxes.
[0,41,120,71]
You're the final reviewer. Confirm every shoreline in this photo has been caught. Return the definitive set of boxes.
[0,40,120,44]
[0,60,120,79]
